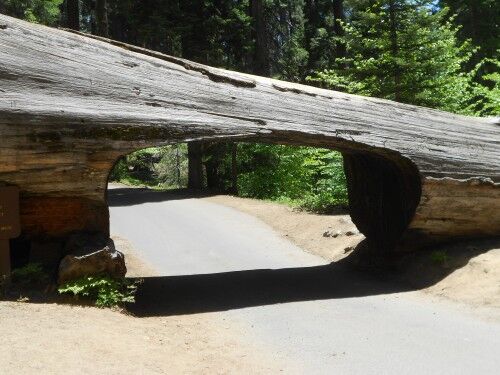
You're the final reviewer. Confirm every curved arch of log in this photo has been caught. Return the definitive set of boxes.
[0,15,499,254]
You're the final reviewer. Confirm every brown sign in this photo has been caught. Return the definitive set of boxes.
[0,186,20,240]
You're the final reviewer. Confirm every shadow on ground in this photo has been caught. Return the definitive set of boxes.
[126,237,499,317]
[107,186,350,214]
[108,186,217,207]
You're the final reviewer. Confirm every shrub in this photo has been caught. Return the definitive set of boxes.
[58,275,139,308]
[11,263,49,286]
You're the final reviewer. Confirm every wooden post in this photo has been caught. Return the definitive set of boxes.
[0,186,21,278]
[0,240,10,278]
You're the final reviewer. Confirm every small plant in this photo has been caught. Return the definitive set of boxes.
[11,263,49,286]
[58,275,139,308]
[430,250,450,265]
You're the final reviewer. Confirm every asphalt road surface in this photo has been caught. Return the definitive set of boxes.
[109,186,500,374]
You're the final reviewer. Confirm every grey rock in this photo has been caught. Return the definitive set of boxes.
[58,235,126,285]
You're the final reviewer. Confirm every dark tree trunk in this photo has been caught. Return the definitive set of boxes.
[95,0,109,38]
[388,0,401,102]
[187,142,203,189]
[230,142,238,195]
[204,143,225,191]
[250,0,270,76]
[304,0,320,72]
[66,0,80,31]
[332,0,346,60]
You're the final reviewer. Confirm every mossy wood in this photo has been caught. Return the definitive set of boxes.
[0,15,499,252]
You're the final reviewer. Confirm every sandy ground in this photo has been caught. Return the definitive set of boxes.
[204,195,500,313]
[0,237,283,375]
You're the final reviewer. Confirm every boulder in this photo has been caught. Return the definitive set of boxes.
[58,235,126,285]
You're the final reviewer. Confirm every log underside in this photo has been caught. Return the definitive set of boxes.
[0,15,499,256]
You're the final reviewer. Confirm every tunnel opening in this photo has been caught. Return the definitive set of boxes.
[106,140,422,255]
[107,142,351,216]
[343,151,422,252]
[5,138,423,274]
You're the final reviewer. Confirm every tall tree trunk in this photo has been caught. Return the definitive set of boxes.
[388,0,401,102]
[250,0,270,76]
[230,142,238,195]
[304,0,320,73]
[332,0,346,60]
[187,142,203,189]
[203,143,225,191]
[66,0,79,31]
[95,0,109,38]
[175,145,181,188]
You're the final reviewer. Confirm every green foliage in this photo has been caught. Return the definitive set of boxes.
[430,250,450,265]
[468,58,500,116]
[0,0,63,25]
[237,144,348,212]
[11,263,50,286]
[439,0,499,64]
[309,1,478,114]
[109,145,188,189]
[58,275,138,308]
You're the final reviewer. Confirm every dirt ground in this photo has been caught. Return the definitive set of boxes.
[205,195,500,313]
[1,193,498,373]
[0,237,283,375]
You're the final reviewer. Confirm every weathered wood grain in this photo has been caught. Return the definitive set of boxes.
[0,14,498,253]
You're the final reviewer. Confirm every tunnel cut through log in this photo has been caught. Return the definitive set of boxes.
[343,152,422,252]
[0,14,499,260]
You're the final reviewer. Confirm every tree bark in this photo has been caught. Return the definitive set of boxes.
[66,0,80,31]
[388,0,401,102]
[187,142,203,189]
[231,143,238,195]
[332,0,346,60]
[250,0,270,76]
[95,0,109,38]
[0,15,498,253]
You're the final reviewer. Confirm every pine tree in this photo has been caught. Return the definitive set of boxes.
[439,0,499,63]
[0,0,64,26]
[310,0,475,114]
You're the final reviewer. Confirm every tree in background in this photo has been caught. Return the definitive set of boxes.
[439,0,499,64]
[309,0,476,114]
[237,144,348,212]
[65,0,79,29]
[0,0,63,25]
[95,0,108,36]
[304,0,346,78]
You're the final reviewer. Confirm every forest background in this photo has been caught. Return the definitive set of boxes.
[1,0,498,212]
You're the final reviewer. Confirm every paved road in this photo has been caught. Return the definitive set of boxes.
[109,186,500,374]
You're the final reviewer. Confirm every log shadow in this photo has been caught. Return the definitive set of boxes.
[126,237,499,317]
[126,259,407,317]
[107,186,219,207]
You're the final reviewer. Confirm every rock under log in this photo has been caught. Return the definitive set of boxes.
[0,14,498,254]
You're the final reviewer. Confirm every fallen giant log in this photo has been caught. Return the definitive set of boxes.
[0,14,498,254]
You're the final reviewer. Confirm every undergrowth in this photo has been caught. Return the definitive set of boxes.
[58,275,140,308]
[11,263,50,286]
